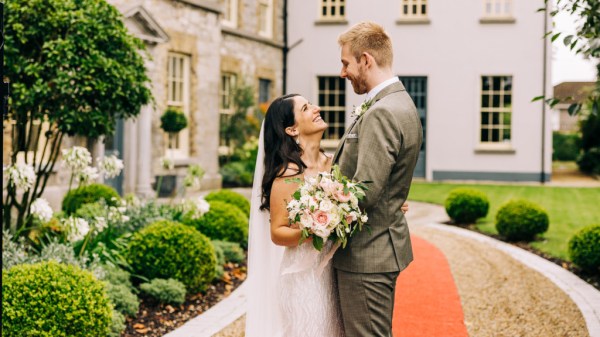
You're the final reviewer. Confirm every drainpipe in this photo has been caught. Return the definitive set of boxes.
[540,1,549,184]
[282,0,288,95]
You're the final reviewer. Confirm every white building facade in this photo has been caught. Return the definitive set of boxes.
[286,0,553,182]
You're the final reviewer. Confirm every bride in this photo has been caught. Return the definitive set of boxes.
[245,94,407,336]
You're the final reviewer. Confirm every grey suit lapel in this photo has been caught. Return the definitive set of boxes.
[333,81,406,163]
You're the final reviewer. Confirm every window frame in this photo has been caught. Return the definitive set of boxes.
[258,0,273,38]
[222,0,238,28]
[478,75,514,150]
[166,52,191,159]
[316,76,346,146]
[480,0,515,23]
[318,0,346,22]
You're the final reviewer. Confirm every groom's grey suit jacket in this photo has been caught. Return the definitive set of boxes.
[332,81,423,273]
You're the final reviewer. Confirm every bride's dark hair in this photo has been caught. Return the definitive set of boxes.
[260,94,306,211]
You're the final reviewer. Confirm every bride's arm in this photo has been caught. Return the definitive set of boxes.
[269,173,304,247]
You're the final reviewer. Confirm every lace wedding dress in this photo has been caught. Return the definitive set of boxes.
[245,122,344,337]
[278,240,345,337]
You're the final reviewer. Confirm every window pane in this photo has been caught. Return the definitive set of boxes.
[482,94,489,107]
[481,128,489,142]
[482,112,489,125]
[492,129,500,142]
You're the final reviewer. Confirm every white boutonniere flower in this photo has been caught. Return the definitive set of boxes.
[353,99,374,118]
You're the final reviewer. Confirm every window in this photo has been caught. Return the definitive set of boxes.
[220,73,237,114]
[480,76,512,144]
[219,73,236,150]
[320,0,345,21]
[483,0,512,17]
[223,0,238,28]
[401,0,427,18]
[258,78,272,104]
[258,0,273,38]
[166,53,190,158]
[318,76,346,141]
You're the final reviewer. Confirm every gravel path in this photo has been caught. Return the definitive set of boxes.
[212,201,591,337]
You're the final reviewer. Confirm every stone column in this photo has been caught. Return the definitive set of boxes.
[123,119,138,194]
[135,104,155,197]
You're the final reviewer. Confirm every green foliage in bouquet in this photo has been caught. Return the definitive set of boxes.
[140,278,187,305]
[62,183,120,215]
[568,224,600,273]
[445,188,490,224]
[183,201,248,247]
[125,220,216,292]
[205,189,250,217]
[495,199,549,241]
[160,107,188,133]
[2,261,112,337]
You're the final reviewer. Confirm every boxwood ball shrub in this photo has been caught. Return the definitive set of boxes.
[205,189,250,217]
[126,220,216,292]
[62,183,120,214]
[444,188,490,224]
[212,240,246,263]
[2,261,112,337]
[160,107,188,133]
[495,199,549,241]
[184,200,248,247]
[568,224,600,273]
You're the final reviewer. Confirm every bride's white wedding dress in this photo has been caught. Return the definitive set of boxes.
[278,240,344,336]
[245,123,344,337]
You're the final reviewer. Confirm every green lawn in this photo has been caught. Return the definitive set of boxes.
[408,182,600,260]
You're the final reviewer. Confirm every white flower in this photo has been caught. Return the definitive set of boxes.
[62,146,92,173]
[94,216,107,232]
[319,199,334,212]
[77,166,99,185]
[98,155,124,179]
[4,163,36,191]
[182,197,211,220]
[353,99,374,118]
[360,214,369,223]
[30,198,53,222]
[160,157,175,171]
[299,212,314,230]
[64,217,90,242]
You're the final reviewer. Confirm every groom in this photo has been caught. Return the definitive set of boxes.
[332,21,423,337]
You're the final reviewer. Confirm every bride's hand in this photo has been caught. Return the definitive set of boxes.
[401,202,409,214]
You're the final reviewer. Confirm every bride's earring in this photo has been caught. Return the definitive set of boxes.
[295,137,300,145]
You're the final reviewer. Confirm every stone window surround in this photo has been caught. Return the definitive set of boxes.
[258,0,274,38]
[222,0,238,28]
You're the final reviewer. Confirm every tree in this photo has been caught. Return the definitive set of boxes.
[536,0,599,116]
[3,0,152,231]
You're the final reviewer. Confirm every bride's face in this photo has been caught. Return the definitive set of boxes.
[292,96,327,136]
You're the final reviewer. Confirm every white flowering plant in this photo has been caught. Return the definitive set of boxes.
[98,155,124,179]
[4,163,36,191]
[286,165,369,251]
[30,198,53,223]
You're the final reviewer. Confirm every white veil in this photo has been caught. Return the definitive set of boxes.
[245,122,285,337]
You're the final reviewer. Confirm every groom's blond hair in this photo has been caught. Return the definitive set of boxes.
[338,21,393,68]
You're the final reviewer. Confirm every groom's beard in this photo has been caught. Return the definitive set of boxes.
[350,68,368,95]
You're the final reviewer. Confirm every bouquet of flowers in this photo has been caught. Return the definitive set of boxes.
[286,165,369,251]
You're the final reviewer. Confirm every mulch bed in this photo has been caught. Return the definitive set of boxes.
[122,261,247,337]
[445,221,600,291]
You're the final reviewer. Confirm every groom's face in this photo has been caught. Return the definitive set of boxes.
[340,44,368,95]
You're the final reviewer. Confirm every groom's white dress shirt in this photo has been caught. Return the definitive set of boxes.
[366,76,400,101]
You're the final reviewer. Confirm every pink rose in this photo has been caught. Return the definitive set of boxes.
[312,210,330,227]
[335,190,352,203]
[345,215,354,224]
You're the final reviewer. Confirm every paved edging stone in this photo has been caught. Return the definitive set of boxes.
[162,282,247,337]
[425,222,600,337]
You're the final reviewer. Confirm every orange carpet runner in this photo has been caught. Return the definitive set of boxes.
[393,235,469,337]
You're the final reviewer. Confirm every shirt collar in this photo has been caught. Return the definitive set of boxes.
[366,77,400,101]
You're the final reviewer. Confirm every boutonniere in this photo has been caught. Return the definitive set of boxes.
[352,98,374,118]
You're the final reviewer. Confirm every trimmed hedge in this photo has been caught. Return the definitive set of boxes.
[552,132,580,161]
[126,220,216,292]
[495,199,549,241]
[183,200,248,247]
[212,240,245,263]
[2,261,112,337]
[205,189,250,217]
[445,188,490,224]
[568,224,600,273]
[62,183,120,215]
